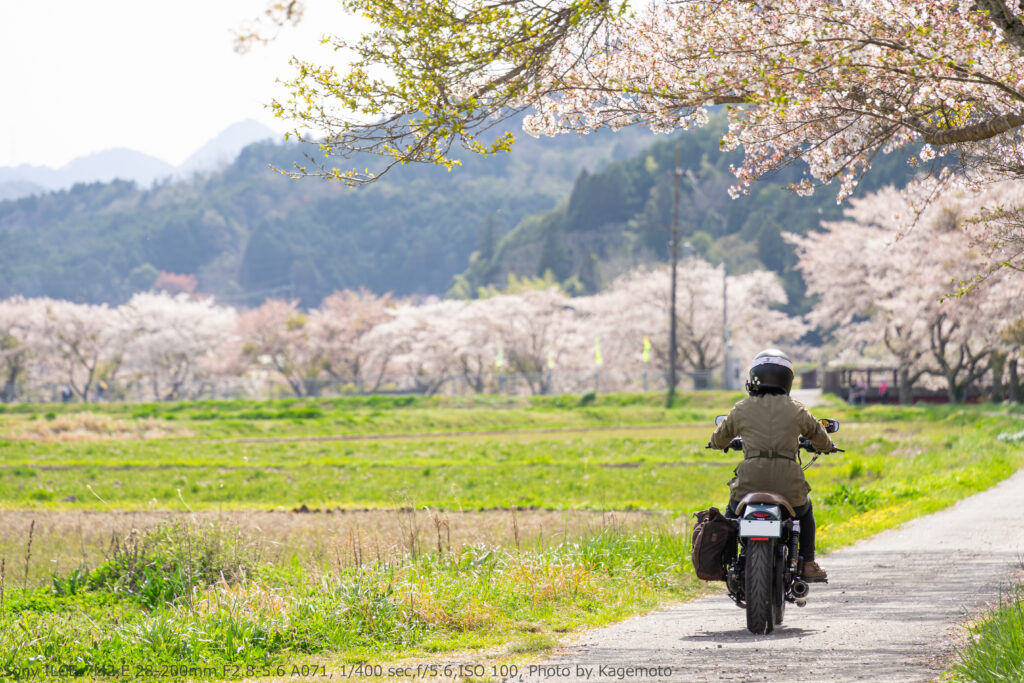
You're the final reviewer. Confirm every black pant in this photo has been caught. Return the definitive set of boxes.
[727,499,816,561]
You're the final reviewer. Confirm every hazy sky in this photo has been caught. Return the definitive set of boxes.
[0,1,361,168]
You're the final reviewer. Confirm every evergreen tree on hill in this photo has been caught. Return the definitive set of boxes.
[450,116,918,313]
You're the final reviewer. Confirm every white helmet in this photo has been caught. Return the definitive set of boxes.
[746,348,794,395]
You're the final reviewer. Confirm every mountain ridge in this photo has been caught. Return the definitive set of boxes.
[0,120,277,199]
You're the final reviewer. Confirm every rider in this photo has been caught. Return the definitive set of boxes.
[708,349,835,582]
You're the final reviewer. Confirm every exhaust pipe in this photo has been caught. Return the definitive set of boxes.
[791,579,810,599]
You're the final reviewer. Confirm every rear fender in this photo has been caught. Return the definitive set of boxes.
[739,504,782,538]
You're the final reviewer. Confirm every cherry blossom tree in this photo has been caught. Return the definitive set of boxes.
[234,0,304,52]
[34,299,131,401]
[368,289,587,396]
[1002,318,1024,401]
[479,289,585,394]
[445,301,499,393]
[788,200,932,404]
[0,268,814,400]
[119,293,238,401]
[963,193,1024,276]
[0,298,38,401]
[579,262,805,389]
[310,289,394,392]
[267,0,1024,213]
[791,183,1024,403]
[365,299,464,395]
[235,298,327,396]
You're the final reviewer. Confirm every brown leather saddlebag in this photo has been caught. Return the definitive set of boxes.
[691,507,734,581]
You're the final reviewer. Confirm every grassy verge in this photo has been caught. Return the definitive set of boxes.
[951,587,1024,682]
[0,520,702,680]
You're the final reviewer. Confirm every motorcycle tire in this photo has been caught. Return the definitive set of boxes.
[774,544,787,625]
[745,540,776,634]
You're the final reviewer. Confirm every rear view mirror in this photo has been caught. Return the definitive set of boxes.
[715,415,727,426]
[819,418,839,434]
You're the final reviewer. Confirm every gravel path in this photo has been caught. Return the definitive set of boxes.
[524,467,1024,682]
[790,388,825,407]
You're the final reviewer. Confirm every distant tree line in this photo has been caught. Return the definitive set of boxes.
[0,262,805,402]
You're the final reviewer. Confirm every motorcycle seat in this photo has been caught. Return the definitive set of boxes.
[735,492,795,517]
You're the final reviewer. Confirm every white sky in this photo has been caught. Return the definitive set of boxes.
[0,1,363,168]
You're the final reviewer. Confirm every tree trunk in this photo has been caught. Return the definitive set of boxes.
[945,375,962,404]
[1010,358,1022,404]
[990,352,1006,403]
[2,361,20,403]
[898,368,914,405]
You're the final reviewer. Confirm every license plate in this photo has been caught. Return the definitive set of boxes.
[739,519,781,537]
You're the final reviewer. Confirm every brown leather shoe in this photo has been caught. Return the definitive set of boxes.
[802,560,828,583]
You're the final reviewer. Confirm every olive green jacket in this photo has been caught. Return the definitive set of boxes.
[710,394,835,507]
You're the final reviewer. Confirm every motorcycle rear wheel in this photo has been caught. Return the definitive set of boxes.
[745,540,776,634]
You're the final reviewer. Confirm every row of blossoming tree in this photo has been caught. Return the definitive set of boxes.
[0,261,804,402]
[791,182,1024,403]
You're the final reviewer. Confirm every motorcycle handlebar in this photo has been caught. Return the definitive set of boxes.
[799,437,844,453]
[707,436,844,454]
[704,438,839,454]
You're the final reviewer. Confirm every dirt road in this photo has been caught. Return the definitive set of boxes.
[526,468,1024,682]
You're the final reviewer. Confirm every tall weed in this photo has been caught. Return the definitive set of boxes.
[953,586,1024,682]
[88,521,262,608]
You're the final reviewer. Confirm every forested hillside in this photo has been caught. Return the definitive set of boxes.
[451,117,918,312]
[0,121,652,306]
[0,114,917,309]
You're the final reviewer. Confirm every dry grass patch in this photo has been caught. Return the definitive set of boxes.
[4,412,192,442]
[509,559,602,602]
[189,580,291,619]
[0,508,675,587]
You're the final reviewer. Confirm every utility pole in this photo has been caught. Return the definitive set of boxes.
[667,147,682,408]
[722,265,729,390]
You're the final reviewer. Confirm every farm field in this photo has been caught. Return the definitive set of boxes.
[0,392,1021,679]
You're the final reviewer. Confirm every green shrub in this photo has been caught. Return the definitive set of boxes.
[276,407,323,419]
[50,567,89,597]
[822,483,882,512]
[335,575,427,645]
[88,522,262,608]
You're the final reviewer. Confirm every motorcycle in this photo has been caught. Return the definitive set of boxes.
[710,415,843,634]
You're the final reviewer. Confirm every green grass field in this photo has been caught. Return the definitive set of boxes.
[0,392,1021,679]
[0,392,735,440]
